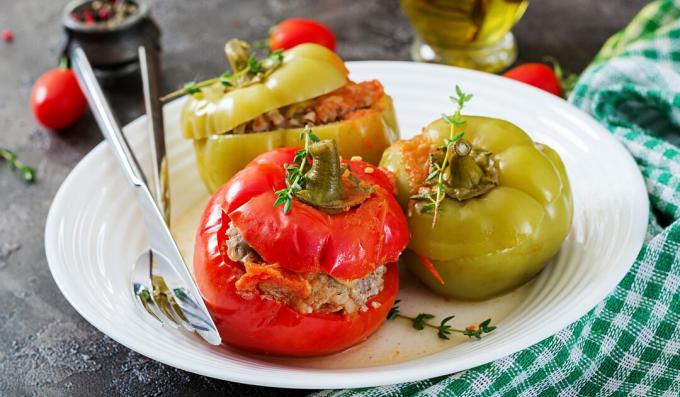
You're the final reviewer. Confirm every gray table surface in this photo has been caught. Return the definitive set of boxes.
[0,0,648,395]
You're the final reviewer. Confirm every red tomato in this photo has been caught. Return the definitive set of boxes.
[503,63,563,97]
[2,29,13,43]
[31,68,86,130]
[269,18,336,51]
[193,147,409,356]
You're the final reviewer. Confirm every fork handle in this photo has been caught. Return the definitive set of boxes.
[139,46,171,225]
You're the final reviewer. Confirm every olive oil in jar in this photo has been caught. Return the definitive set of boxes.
[401,0,529,72]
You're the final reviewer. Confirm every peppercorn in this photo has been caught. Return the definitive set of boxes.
[69,0,138,26]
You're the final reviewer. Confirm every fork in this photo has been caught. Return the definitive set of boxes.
[132,45,194,332]
[71,46,222,345]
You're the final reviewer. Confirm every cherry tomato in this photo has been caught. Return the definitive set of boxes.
[503,63,563,97]
[2,29,13,43]
[193,148,408,355]
[269,18,336,51]
[31,67,86,130]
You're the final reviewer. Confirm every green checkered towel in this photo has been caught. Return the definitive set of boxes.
[318,1,680,395]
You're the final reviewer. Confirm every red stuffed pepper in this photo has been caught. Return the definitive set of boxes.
[194,133,409,356]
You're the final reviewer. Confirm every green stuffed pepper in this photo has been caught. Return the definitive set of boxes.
[180,39,399,192]
[380,115,573,300]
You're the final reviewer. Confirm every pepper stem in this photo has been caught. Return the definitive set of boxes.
[301,140,343,205]
[429,139,498,201]
[294,140,373,214]
[224,39,251,74]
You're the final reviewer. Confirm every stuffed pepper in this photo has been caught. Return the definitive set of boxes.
[193,130,409,356]
[179,39,399,192]
[380,88,573,300]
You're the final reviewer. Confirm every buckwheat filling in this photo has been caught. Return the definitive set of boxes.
[225,222,386,314]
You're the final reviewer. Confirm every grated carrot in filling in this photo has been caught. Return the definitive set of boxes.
[313,80,384,124]
[235,258,311,300]
[227,222,387,314]
[400,133,433,193]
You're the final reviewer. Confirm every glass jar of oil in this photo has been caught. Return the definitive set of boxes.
[401,0,529,72]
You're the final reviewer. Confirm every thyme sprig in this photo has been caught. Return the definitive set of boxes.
[160,49,284,102]
[387,300,496,340]
[0,147,35,182]
[417,85,472,227]
[273,125,320,214]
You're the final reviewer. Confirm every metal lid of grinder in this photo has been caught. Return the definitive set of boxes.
[61,0,160,79]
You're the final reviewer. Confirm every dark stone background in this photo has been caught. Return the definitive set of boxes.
[0,0,648,396]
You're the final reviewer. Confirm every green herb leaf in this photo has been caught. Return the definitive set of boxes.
[479,318,496,333]
[268,49,284,64]
[220,71,233,87]
[412,313,435,330]
[450,131,465,142]
[247,54,264,74]
[437,183,445,196]
[21,167,35,182]
[452,85,473,108]
[455,84,464,99]
[183,81,201,95]
[274,189,289,204]
[294,149,308,164]
[274,186,293,213]
[437,315,456,340]
[420,203,435,213]
[1,148,36,183]
[308,130,320,143]
[386,299,401,320]
[440,315,456,326]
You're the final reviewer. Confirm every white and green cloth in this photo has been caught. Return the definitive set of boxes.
[319,1,680,395]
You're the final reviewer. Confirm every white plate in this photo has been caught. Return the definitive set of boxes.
[45,61,648,389]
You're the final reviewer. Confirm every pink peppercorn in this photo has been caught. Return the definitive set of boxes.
[83,11,95,24]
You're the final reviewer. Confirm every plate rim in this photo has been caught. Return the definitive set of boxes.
[45,60,649,389]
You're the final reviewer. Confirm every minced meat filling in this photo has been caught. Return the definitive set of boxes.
[228,80,384,135]
[226,221,259,262]
[225,222,386,314]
